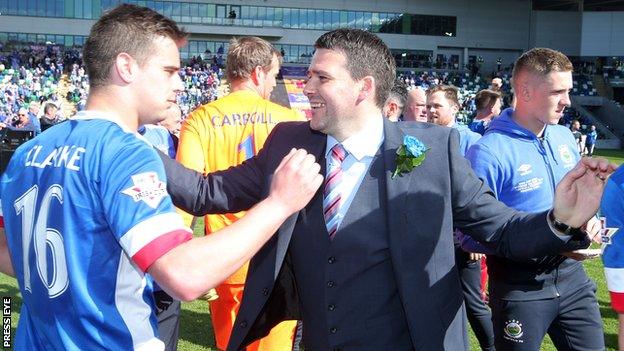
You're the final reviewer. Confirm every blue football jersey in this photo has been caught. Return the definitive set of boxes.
[0,111,192,350]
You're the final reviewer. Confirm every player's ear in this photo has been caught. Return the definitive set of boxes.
[250,65,263,87]
[114,52,138,84]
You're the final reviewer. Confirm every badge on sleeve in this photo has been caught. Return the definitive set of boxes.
[121,172,167,209]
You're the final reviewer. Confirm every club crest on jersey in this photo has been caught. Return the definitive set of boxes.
[558,144,574,166]
[121,172,167,209]
[503,319,524,342]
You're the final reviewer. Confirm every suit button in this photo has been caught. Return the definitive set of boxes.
[328,304,336,311]
[262,288,269,296]
[239,321,248,328]
[328,256,336,264]
[330,327,338,334]
[327,281,335,288]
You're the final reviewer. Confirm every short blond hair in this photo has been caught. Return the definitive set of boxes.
[512,48,573,83]
[426,85,459,108]
[226,36,281,82]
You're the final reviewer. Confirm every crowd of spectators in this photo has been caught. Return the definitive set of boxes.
[0,40,223,132]
[0,39,616,143]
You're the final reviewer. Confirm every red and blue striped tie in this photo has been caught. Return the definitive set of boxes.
[324,143,347,239]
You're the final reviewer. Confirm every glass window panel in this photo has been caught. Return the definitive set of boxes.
[172,2,180,16]
[303,9,311,29]
[364,12,372,31]
[28,33,36,43]
[241,5,248,18]
[266,7,274,21]
[355,12,364,29]
[92,0,101,18]
[189,41,197,56]
[347,11,355,28]
[37,0,45,16]
[64,35,74,46]
[83,0,92,19]
[18,33,27,43]
[7,0,17,15]
[0,33,7,44]
[283,8,291,28]
[297,9,306,29]
[17,0,26,15]
[189,3,198,21]
[323,10,331,30]
[154,1,163,14]
[339,11,347,27]
[315,9,322,29]
[290,9,299,29]
[180,2,188,16]
[55,0,63,16]
[245,5,254,20]
[163,1,172,17]
[289,45,297,62]
[137,0,145,6]
[332,10,339,29]
[257,6,265,20]
[371,12,379,32]
[145,1,154,9]
[275,7,282,22]
[75,0,83,18]
[205,4,214,17]
[27,0,35,15]
[0,0,7,15]
[197,41,206,54]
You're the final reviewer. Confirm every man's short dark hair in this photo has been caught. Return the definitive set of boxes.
[386,78,408,109]
[83,4,188,89]
[226,36,281,82]
[475,89,502,111]
[315,29,395,108]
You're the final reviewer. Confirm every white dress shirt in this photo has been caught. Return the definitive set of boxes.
[325,117,384,231]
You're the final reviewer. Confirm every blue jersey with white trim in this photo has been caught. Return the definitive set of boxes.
[601,167,624,312]
[0,111,191,351]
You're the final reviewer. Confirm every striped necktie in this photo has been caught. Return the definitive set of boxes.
[324,143,347,239]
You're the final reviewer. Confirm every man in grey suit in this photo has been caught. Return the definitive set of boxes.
[160,29,616,350]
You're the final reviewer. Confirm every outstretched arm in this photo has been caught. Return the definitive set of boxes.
[149,149,323,301]
[160,121,285,216]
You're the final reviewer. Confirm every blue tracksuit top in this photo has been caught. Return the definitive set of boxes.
[466,108,590,300]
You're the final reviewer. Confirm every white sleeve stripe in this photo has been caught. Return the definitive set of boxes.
[120,212,191,256]
[605,268,624,292]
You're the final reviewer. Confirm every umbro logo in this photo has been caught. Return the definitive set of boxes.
[518,164,532,176]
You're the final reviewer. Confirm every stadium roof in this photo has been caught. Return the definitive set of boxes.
[533,0,624,10]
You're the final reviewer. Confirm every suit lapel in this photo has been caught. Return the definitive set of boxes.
[384,118,414,231]
[383,119,417,291]
[274,127,327,278]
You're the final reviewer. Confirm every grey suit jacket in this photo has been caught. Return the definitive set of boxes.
[160,118,588,350]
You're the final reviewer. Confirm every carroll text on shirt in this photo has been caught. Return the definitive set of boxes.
[211,112,275,127]
[24,145,86,171]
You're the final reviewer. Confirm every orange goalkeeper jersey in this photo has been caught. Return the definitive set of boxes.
[176,89,304,284]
